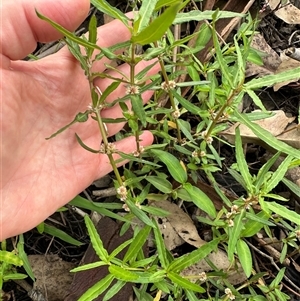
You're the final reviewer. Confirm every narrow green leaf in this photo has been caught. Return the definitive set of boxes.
[70,196,128,222]
[167,271,205,293]
[151,149,187,184]
[132,3,180,45]
[245,89,267,112]
[91,0,129,27]
[212,19,233,88]
[109,265,139,282]
[280,243,288,264]
[88,15,97,45]
[0,251,23,266]
[270,268,286,287]
[255,152,281,189]
[148,270,166,283]
[99,81,121,104]
[155,0,180,10]
[235,127,253,191]
[108,240,132,262]
[46,111,90,139]
[71,261,108,272]
[141,205,169,217]
[130,94,147,126]
[228,209,246,262]
[234,111,300,158]
[126,198,155,227]
[36,10,101,51]
[244,67,300,90]
[3,273,27,281]
[182,183,216,218]
[87,14,97,58]
[75,133,100,153]
[123,226,151,263]
[17,235,35,281]
[168,238,220,272]
[174,10,244,24]
[84,215,109,262]
[43,224,83,246]
[153,219,169,269]
[103,280,126,301]
[264,155,294,193]
[236,239,252,278]
[241,211,272,237]
[136,0,159,33]
[65,38,88,71]
[146,176,173,194]
[184,289,201,301]
[172,90,201,115]
[282,177,300,196]
[78,274,114,301]
[177,119,196,143]
[265,202,300,226]
[232,35,246,88]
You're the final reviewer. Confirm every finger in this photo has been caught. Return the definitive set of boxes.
[95,130,154,179]
[1,0,90,61]
[94,59,160,136]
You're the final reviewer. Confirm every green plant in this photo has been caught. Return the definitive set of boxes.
[0,240,27,299]
[35,0,300,300]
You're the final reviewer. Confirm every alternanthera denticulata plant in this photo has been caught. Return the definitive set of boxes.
[36,0,300,300]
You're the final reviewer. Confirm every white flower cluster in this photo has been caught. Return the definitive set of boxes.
[225,288,235,300]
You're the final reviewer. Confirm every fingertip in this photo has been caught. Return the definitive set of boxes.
[139,130,154,146]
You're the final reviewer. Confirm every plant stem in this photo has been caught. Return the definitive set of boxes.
[155,42,182,143]
[95,109,123,186]
[130,42,141,152]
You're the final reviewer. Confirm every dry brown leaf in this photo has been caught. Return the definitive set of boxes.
[274,52,300,91]
[222,110,296,146]
[246,34,281,77]
[153,216,185,250]
[275,3,300,24]
[268,0,281,10]
[276,124,300,149]
[152,201,247,285]
[152,200,205,249]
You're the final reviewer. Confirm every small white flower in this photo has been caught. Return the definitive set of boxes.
[199,151,206,157]
[206,136,213,144]
[161,80,176,91]
[226,212,233,219]
[199,272,207,281]
[295,230,300,240]
[117,185,127,201]
[122,203,130,211]
[132,146,145,157]
[106,142,116,154]
[228,219,234,227]
[192,150,198,158]
[231,205,239,213]
[125,85,140,95]
[172,109,180,119]
[201,131,208,138]
[225,288,235,300]
[169,80,177,89]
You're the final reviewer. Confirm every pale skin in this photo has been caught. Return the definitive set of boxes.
[0,0,159,240]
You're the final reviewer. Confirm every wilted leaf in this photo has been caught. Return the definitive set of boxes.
[152,200,205,249]
[222,110,297,147]
[274,3,300,24]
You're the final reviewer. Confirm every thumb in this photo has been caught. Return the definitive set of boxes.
[1,0,90,61]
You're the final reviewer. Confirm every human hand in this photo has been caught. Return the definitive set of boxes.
[0,0,159,240]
